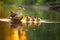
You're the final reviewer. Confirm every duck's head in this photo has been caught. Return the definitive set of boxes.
[19,6,25,11]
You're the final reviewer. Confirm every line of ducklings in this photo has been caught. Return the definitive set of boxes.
[20,15,41,26]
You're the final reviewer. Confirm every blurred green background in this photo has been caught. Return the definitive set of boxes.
[0,0,60,40]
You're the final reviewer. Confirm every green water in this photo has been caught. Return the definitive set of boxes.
[0,0,60,40]
[0,4,60,40]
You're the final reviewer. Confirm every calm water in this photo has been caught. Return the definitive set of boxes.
[0,6,60,40]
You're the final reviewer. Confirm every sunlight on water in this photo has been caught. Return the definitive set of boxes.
[0,18,11,22]
[0,18,60,23]
[5,28,27,40]
[11,29,19,40]
[41,19,60,23]
[19,30,27,40]
[6,28,19,40]
[11,29,27,40]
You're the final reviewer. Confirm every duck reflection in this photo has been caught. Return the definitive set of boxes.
[10,22,27,40]
[10,20,41,29]
[10,22,22,28]
[10,18,41,38]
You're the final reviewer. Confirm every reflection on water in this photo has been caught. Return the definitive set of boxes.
[0,22,27,40]
[7,21,28,40]
[0,21,60,40]
[10,28,27,40]
[0,6,60,40]
[11,29,19,40]
[19,29,27,40]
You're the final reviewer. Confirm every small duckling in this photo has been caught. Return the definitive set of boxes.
[36,17,41,21]
[36,17,41,26]
[32,17,36,21]
[26,15,31,21]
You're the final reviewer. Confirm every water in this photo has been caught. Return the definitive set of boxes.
[0,5,60,40]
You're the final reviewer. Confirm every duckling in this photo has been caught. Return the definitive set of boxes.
[32,17,36,21]
[36,17,41,22]
[36,17,41,26]
[31,17,36,25]
[25,15,31,21]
